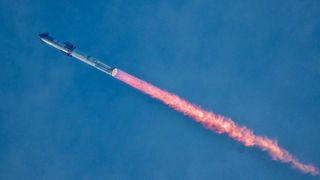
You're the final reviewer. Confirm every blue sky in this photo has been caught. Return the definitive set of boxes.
[1,0,320,179]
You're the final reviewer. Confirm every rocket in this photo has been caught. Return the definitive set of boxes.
[38,33,118,76]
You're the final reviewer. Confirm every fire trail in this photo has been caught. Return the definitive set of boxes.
[115,70,318,175]
[38,33,319,175]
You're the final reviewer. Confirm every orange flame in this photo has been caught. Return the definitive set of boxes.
[115,69,318,175]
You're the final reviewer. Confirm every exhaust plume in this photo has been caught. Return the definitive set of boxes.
[115,69,318,175]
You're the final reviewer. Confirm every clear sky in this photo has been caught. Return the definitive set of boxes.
[1,0,320,179]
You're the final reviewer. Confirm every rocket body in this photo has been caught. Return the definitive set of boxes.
[38,33,117,76]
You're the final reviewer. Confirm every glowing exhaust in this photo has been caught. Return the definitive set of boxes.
[114,70,318,175]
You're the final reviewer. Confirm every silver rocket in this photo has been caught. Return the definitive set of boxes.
[38,33,118,76]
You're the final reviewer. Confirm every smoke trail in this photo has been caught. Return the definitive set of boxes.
[114,69,318,175]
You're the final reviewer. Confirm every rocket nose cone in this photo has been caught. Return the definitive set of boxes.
[38,32,49,38]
